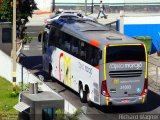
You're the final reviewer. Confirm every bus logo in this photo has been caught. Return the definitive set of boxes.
[114,79,119,85]
[109,62,142,70]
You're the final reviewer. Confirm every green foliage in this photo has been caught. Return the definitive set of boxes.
[0,0,13,22]
[0,76,18,114]
[0,0,37,44]
[10,84,20,98]
[0,0,36,22]
[55,109,82,120]
[23,34,33,44]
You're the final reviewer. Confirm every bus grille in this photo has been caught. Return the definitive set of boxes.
[109,70,142,78]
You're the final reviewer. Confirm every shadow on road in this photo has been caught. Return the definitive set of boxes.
[20,55,160,115]
[20,56,42,70]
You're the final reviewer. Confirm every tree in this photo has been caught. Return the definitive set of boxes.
[0,0,37,60]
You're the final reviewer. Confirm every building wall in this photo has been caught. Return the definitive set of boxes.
[34,0,53,11]
[118,15,160,53]
[34,0,160,12]
[55,0,160,5]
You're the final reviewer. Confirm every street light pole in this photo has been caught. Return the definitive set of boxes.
[91,0,93,14]
[85,0,87,15]
[12,0,17,86]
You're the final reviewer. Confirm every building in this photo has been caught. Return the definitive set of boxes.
[35,0,160,13]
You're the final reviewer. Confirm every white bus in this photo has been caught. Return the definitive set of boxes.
[39,19,148,106]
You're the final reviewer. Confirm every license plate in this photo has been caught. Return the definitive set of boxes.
[121,99,129,103]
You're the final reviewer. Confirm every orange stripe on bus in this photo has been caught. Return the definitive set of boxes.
[95,65,100,69]
[89,39,100,47]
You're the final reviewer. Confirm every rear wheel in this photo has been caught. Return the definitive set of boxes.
[79,85,87,103]
[86,89,93,107]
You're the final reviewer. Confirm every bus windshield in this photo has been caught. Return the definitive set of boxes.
[106,45,145,63]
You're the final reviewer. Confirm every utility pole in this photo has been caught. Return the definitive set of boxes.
[91,0,93,14]
[12,0,17,86]
[85,0,87,15]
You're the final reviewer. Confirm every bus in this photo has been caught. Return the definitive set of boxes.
[39,19,148,106]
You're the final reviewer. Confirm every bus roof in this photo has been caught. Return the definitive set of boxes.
[52,19,143,48]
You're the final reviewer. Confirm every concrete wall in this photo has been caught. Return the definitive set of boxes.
[34,0,53,12]
[0,23,12,56]
[34,0,160,13]
[0,50,76,114]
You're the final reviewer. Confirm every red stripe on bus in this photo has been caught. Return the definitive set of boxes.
[59,53,64,80]
[89,39,100,47]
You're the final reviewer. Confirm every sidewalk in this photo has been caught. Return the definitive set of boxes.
[148,53,160,93]
[26,12,120,26]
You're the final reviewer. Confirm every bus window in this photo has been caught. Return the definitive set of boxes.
[54,29,61,48]
[86,45,100,66]
[80,41,86,61]
[71,37,79,57]
[63,33,72,53]
[48,27,58,46]
[92,48,100,66]
[106,45,145,63]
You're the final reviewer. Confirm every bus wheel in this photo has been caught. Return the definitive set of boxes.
[86,89,93,107]
[79,85,87,103]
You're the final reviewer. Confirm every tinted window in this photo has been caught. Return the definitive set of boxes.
[2,28,12,43]
[106,45,145,63]
[48,26,101,66]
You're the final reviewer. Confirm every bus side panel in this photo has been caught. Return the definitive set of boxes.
[74,59,100,104]
[51,48,100,104]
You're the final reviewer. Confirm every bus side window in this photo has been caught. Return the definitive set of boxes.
[92,48,100,66]
[71,37,79,57]
[86,45,100,66]
[59,31,65,50]
[80,41,86,61]
[63,33,72,53]
[48,27,56,46]
[86,45,93,64]
[54,29,60,48]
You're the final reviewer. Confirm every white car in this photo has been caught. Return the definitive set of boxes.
[44,13,80,24]
[45,9,97,24]
[59,10,97,22]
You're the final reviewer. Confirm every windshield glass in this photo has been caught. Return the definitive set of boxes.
[106,45,145,63]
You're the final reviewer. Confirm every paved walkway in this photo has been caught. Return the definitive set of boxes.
[148,53,160,93]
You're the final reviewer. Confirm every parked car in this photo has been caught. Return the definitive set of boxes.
[44,13,80,25]
[46,9,97,24]
[58,9,97,22]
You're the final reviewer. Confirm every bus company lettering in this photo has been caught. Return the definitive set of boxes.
[109,62,142,70]
[79,62,92,76]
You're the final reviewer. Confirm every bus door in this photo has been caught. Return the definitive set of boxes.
[104,44,147,98]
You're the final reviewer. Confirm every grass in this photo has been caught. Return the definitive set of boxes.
[0,76,19,116]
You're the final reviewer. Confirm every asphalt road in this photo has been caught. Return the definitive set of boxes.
[21,25,160,120]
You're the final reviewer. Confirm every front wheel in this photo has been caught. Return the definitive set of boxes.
[79,85,87,103]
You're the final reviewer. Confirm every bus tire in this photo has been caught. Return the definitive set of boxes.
[86,89,93,107]
[79,85,87,103]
